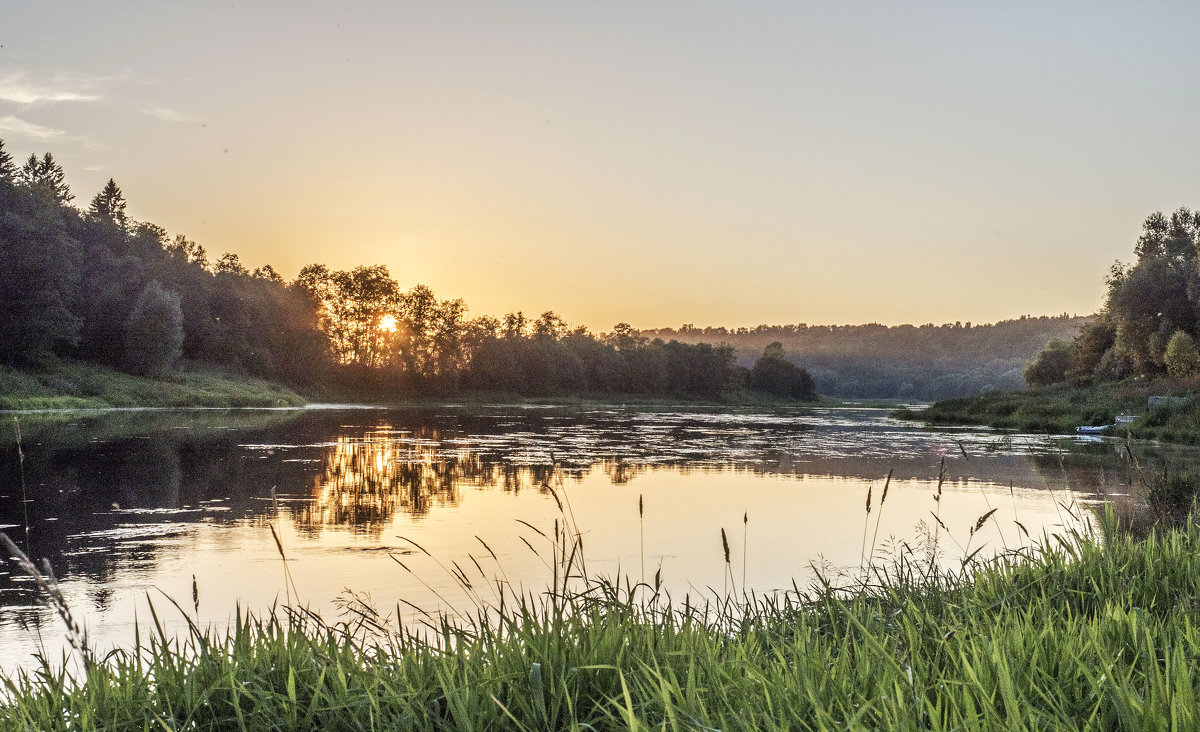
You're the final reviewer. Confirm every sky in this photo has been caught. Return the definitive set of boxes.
[2,1,1198,331]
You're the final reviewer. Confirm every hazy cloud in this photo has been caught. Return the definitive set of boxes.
[142,106,193,123]
[0,71,103,105]
[0,115,66,140]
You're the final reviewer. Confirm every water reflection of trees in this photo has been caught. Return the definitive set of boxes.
[4,408,1181,621]
[286,421,1164,537]
[290,428,561,536]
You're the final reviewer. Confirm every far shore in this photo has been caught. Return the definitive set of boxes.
[1,361,832,413]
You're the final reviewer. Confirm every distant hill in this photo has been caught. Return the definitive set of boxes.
[642,315,1092,400]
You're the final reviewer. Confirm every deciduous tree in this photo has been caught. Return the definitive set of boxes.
[123,280,184,376]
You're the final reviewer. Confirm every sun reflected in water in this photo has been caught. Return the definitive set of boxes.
[295,427,561,535]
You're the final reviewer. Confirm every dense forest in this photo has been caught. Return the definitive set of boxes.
[1025,208,1200,388]
[645,315,1090,400]
[0,140,813,401]
[2,139,1108,403]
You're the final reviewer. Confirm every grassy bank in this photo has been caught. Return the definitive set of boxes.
[311,386,832,409]
[0,361,306,410]
[0,359,836,413]
[898,378,1200,442]
[4,511,1200,729]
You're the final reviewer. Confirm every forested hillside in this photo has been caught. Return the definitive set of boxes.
[645,316,1091,400]
[1,138,1091,403]
[0,140,810,401]
[0,147,328,385]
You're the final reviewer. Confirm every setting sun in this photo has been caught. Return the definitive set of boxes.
[379,314,398,333]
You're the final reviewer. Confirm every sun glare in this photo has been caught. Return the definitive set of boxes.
[379,314,398,333]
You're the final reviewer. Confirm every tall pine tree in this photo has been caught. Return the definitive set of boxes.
[88,178,127,227]
[0,138,15,185]
[19,152,73,204]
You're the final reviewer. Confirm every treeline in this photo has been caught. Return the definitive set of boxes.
[290,265,811,399]
[0,141,813,401]
[0,146,327,385]
[1025,208,1200,388]
[645,316,1091,400]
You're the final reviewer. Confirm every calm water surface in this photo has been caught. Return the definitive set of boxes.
[0,405,1171,672]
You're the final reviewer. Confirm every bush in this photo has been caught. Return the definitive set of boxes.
[1164,330,1200,378]
[123,280,184,377]
[1023,339,1073,387]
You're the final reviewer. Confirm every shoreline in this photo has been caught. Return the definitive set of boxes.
[896,379,1200,444]
[1,361,831,413]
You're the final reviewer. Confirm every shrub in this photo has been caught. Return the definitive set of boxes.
[1023,339,1073,387]
[123,280,184,377]
[1163,330,1200,378]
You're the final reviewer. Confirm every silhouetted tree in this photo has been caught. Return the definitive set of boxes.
[214,252,249,276]
[0,139,15,185]
[88,178,127,227]
[165,234,209,270]
[750,342,816,399]
[0,143,331,383]
[19,153,73,204]
[252,264,283,282]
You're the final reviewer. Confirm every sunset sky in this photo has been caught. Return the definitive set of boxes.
[2,1,1198,330]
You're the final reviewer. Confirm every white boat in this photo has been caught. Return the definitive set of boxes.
[1075,425,1110,434]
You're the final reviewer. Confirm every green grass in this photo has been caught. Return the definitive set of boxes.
[6,508,1200,730]
[312,387,826,410]
[898,378,1200,442]
[0,361,306,410]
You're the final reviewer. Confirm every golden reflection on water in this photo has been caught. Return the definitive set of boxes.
[295,427,563,536]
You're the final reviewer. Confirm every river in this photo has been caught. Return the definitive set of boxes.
[0,404,1174,673]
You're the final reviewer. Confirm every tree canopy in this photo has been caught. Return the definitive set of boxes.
[1025,207,1200,387]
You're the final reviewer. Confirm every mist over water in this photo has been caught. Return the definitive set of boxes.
[0,405,1171,673]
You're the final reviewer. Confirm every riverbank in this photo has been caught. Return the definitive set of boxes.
[2,513,1197,729]
[0,361,306,410]
[897,378,1200,443]
[1,361,832,413]
[316,388,835,409]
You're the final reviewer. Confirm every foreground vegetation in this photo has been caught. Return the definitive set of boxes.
[2,503,1199,730]
[0,361,305,410]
